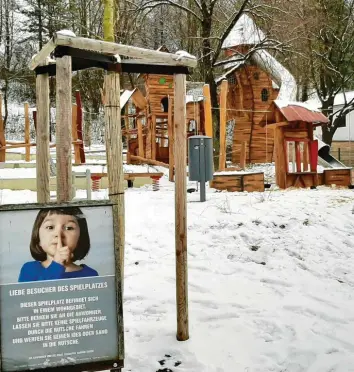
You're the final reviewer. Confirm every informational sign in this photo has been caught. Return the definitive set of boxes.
[0,202,123,372]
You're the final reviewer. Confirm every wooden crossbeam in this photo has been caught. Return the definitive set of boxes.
[30,33,197,70]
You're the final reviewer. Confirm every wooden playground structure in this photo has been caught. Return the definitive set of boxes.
[122,75,209,182]
[1,13,353,193]
[262,101,352,189]
[0,92,85,164]
[207,14,353,191]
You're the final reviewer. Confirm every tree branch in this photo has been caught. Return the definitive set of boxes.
[212,0,250,64]
[136,0,202,22]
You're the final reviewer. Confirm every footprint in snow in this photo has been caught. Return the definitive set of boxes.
[156,354,182,371]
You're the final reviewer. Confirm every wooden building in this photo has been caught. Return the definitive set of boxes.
[261,101,352,188]
[217,62,279,164]
[132,67,205,164]
[216,14,297,166]
[216,46,284,165]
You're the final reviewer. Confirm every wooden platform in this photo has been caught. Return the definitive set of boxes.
[285,168,352,188]
[323,168,352,187]
[210,172,264,192]
[285,172,318,188]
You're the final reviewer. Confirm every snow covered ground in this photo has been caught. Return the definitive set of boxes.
[1,173,354,371]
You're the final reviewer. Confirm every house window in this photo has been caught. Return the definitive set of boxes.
[253,72,260,80]
[261,88,269,102]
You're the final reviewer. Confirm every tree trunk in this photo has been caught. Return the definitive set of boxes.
[3,0,11,128]
[103,0,114,42]
[321,97,335,145]
[321,125,333,146]
[37,0,43,49]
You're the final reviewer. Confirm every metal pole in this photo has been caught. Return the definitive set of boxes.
[200,138,206,202]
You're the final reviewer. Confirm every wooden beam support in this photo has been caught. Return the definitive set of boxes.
[125,105,131,164]
[303,142,309,172]
[151,114,156,160]
[56,55,73,202]
[218,79,228,171]
[264,121,289,129]
[30,33,197,70]
[72,103,81,164]
[240,141,247,169]
[203,84,213,137]
[75,91,85,163]
[36,69,50,203]
[168,97,174,182]
[104,70,125,286]
[24,102,30,162]
[274,127,286,189]
[174,74,189,342]
[29,40,56,70]
[130,155,168,168]
[145,111,152,159]
[137,116,144,158]
[295,142,301,172]
[54,33,197,67]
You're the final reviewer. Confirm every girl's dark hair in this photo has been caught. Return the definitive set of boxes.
[30,207,91,262]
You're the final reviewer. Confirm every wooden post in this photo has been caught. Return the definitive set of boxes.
[36,70,50,203]
[295,142,301,172]
[161,113,167,148]
[274,127,286,188]
[137,116,144,158]
[72,104,81,164]
[151,114,156,160]
[168,97,174,182]
[104,70,125,288]
[33,110,37,132]
[56,55,73,202]
[219,80,228,171]
[174,74,189,341]
[292,142,296,172]
[124,105,131,164]
[203,84,212,137]
[303,142,309,172]
[145,113,152,159]
[0,93,5,162]
[240,141,247,169]
[75,91,85,163]
[24,102,30,162]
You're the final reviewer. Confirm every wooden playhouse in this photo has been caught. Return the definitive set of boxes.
[127,47,205,165]
[261,101,352,188]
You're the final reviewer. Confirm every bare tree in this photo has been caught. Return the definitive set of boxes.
[263,0,354,145]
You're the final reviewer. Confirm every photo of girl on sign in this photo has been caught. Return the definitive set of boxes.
[18,206,98,282]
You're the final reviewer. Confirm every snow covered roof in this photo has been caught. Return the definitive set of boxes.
[275,100,320,112]
[186,95,204,104]
[220,14,296,100]
[222,14,266,49]
[274,100,328,124]
[186,82,204,103]
[215,62,244,84]
[251,50,297,101]
[272,81,279,90]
